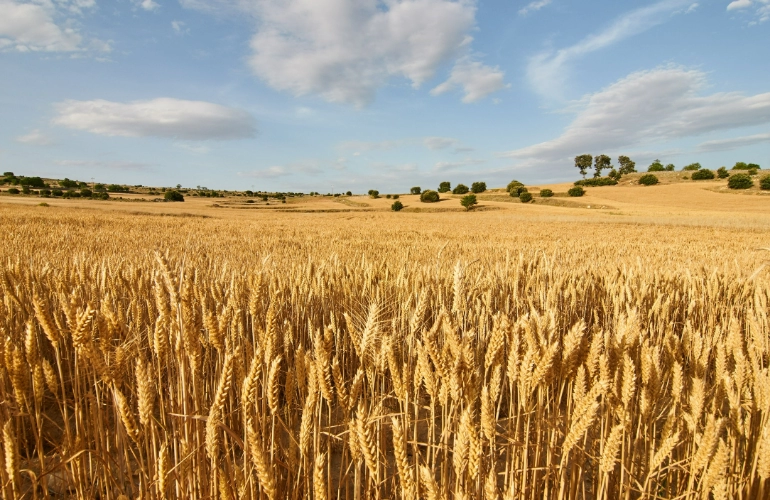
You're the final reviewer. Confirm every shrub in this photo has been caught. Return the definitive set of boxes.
[732,162,749,170]
[391,200,404,211]
[648,160,665,172]
[246,199,255,204]
[420,190,440,203]
[568,186,585,197]
[471,181,486,193]
[392,194,399,199]
[3,171,13,176]
[21,176,45,187]
[7,188,20,194]
[574,177,617,187]
[59,178,79,189]
[410,187,421,195]
[80,188,93,197]
[107,184,128,192]
[509,186,528,197]
[164,190,185,202]
[748,163,761,170]
[452,184,469,195]
[52,189,63,197]
[507,180,524,192]
[639,174,659,186]
[691,169,714,180]
[438,181,451,193]
[519,192,533,203]
[368,190,379,199]
[38,202,49,207]
[749,168,758,176]
[665,164,675,171]
[460,194,477,210]
[40,189,51,197]
[540,189,554,198]
[346,191,352,196]
[760,175,770,190]
[717,167,729,179]
[607,169,620,180]
[386,194,392,199]
[683,163,702,171]
[22,186,30,194]
[728,173,753,190]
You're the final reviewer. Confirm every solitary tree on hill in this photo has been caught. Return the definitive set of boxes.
[594,155,612,178]
[575,154,592,178]
[618,156,636,174]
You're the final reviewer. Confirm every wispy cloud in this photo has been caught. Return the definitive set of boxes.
[527,0,692,100]
[431,57,508,103]
[697,132,770,152]
[504,67,770,170]
[519,0,552,16]
[53,98,256,140]
[726,0,770,23]
[15,129,52,146]
[56,159,151,171]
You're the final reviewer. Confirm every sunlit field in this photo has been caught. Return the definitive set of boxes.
[1,188,769,499]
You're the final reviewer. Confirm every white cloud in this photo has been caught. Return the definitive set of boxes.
[53,98,257,140]
[519,0,551,16]
[171,20,188,34]
[527,0,692,99]
[727,0,752,10]
[433,158,485,171]
[15,129,52,145]
[697,132,770,152]
[431,57,508,103]
[339,140,402,152]
[0,0,82,52]
[239,162,324,178]
[138,0,160,10]
[55,159,151,171]
[423,136,459,150]
[504,67,770,166]
[183,0,504,106]
[726,0,770,22]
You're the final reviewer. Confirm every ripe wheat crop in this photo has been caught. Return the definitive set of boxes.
[0,206,769,499]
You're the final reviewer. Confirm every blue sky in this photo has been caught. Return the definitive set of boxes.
[1,0,768,192]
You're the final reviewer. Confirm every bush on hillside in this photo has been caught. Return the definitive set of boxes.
[574,177,617,187]
[568,186,585,197]
[80,188,93,197]
[639,174,659,186]
[164,190,185,202]
[7,188,20,194]
[665,164,675,171]
[691,169,715,180]
[452,184,469,195]
[647,160,665,172]
[507,180,524,192]
[540,189,554,198]
[460,194,478,210]
[438,181,451,193]
[760,175,770,190]
[391,200,403,211]
[519,192,533,203]
[471,182,487,193]
[728,174,753,190]
[410,187,421,195]
[717,167,729,179]
[683,163,702,171]
[420,190,440,203]
[509,186,528,197]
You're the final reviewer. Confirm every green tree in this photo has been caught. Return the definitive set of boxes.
[345,191,352,196]
[420,190,440,202]
[471,181,487,193]
[665,164,675,171]
[164,190,185,202]
[682,163,701,171]
[617,156,636,174]
[568,186,585,197]
[647,160,665,172]
[460,194,477,210]
[539,189,554,197]
[391,200,404,211]
[410,186,421,195]
[575,154,592,178]
[519,192,533,203]
[452,184,469,194]
[728,174,753,189]
[732,162,748,170]
[506,180,524,192]
[639,174,659,186]
[593,155,611,178]
[717,167,729,179]
[438,181,451,193]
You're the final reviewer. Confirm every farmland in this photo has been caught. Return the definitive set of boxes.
[1,177,770,499]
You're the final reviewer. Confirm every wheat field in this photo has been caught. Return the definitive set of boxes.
[1,204,769,499]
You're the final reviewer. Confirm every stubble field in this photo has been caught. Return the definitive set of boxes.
[1,179,769,499]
